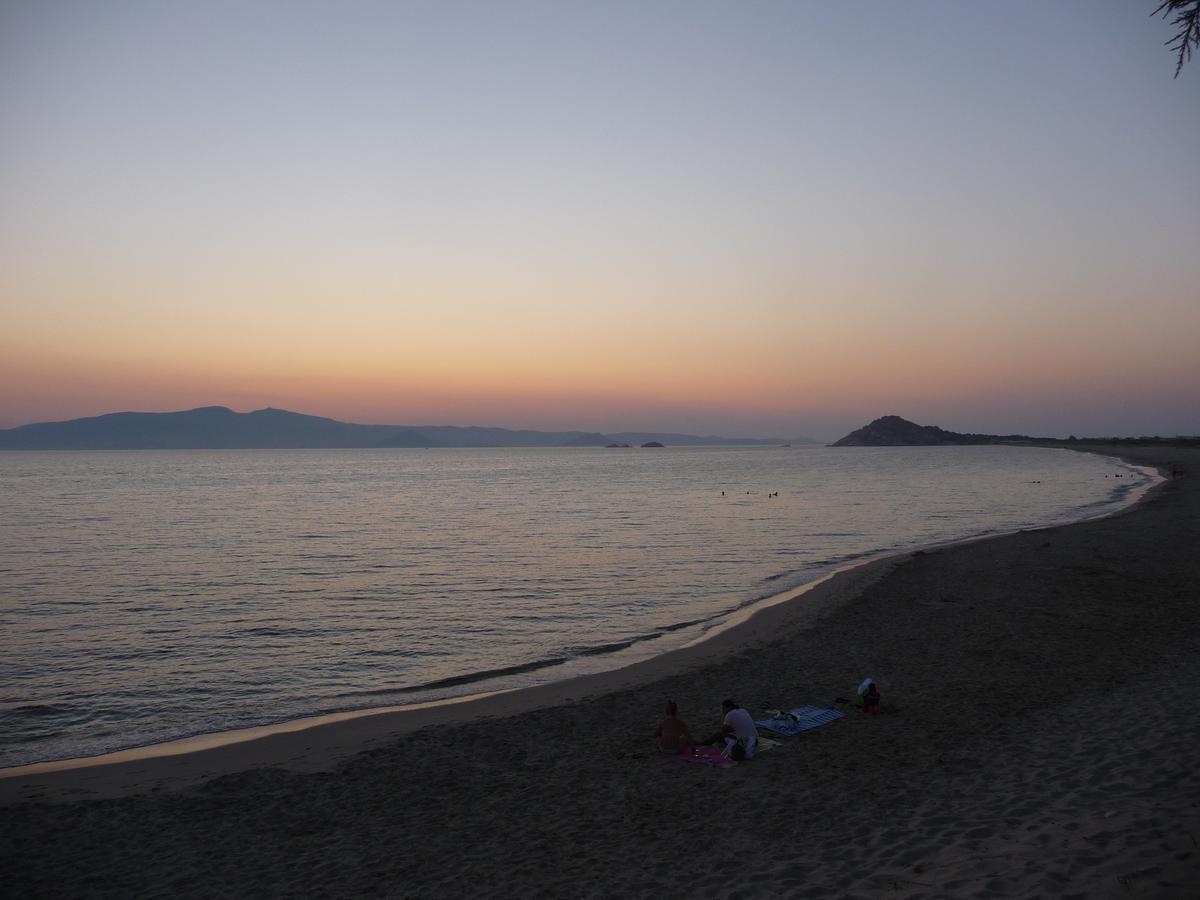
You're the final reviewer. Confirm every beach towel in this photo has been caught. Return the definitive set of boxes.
[673,745,736,768]
[754,706,844,737]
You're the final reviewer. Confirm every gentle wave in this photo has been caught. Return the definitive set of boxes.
[336,656,573,697]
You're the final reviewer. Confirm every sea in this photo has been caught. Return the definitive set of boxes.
[0,444,1155,769]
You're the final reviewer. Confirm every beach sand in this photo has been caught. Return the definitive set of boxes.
[2,445,1198,898]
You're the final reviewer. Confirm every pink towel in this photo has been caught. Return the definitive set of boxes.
[673,745,735,768]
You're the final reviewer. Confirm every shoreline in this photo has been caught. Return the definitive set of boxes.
[0,446,1164,796]
[0,546,905,800]
[3,444,1197,897]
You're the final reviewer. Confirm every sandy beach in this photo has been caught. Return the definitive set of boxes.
[2,444,1198,899]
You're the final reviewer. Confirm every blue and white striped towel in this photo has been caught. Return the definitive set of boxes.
[755,705,844,736]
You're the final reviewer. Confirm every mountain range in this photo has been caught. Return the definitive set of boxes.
[0,407,800,450]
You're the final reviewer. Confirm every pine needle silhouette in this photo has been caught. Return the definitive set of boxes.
[1154,0,1200,77]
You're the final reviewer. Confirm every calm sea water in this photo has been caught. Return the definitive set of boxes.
[0,445,1152,767]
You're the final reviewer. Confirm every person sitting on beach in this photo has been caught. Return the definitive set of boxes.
[698,699,759,759]
[655,700,695,754]
[863,682,882,715]
[854,677,877,710]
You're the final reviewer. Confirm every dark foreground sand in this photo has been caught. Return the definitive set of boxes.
[2,446,1198,899]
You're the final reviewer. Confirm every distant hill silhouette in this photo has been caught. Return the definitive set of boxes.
[0,407,435,450]
[831,415,1036,447]
[0,407,790,450]
[830,416,1200,448]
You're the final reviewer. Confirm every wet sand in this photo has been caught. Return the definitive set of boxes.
[2,445,1198,898]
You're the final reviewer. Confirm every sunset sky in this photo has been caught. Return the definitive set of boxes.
[2,1,1197,439]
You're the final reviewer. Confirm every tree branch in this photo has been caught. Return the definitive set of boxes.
[1153,0,1200,77]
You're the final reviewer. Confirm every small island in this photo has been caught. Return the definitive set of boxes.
[640,441,664,448]
[830,415,1033,447]
[831,415,1198,449]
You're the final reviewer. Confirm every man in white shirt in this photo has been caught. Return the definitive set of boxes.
[699,699,759,759]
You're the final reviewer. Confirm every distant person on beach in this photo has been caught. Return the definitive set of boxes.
[655,700,695,753]
[699,699,759,759]
[855,678,881,714]
[863,682,882,714]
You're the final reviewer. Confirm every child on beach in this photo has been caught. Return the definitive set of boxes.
[863,682,881,714]
[854,678,882,713]
[655,700,695,753]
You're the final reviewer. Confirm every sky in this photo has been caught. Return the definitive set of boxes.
[1,1,1197,440]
